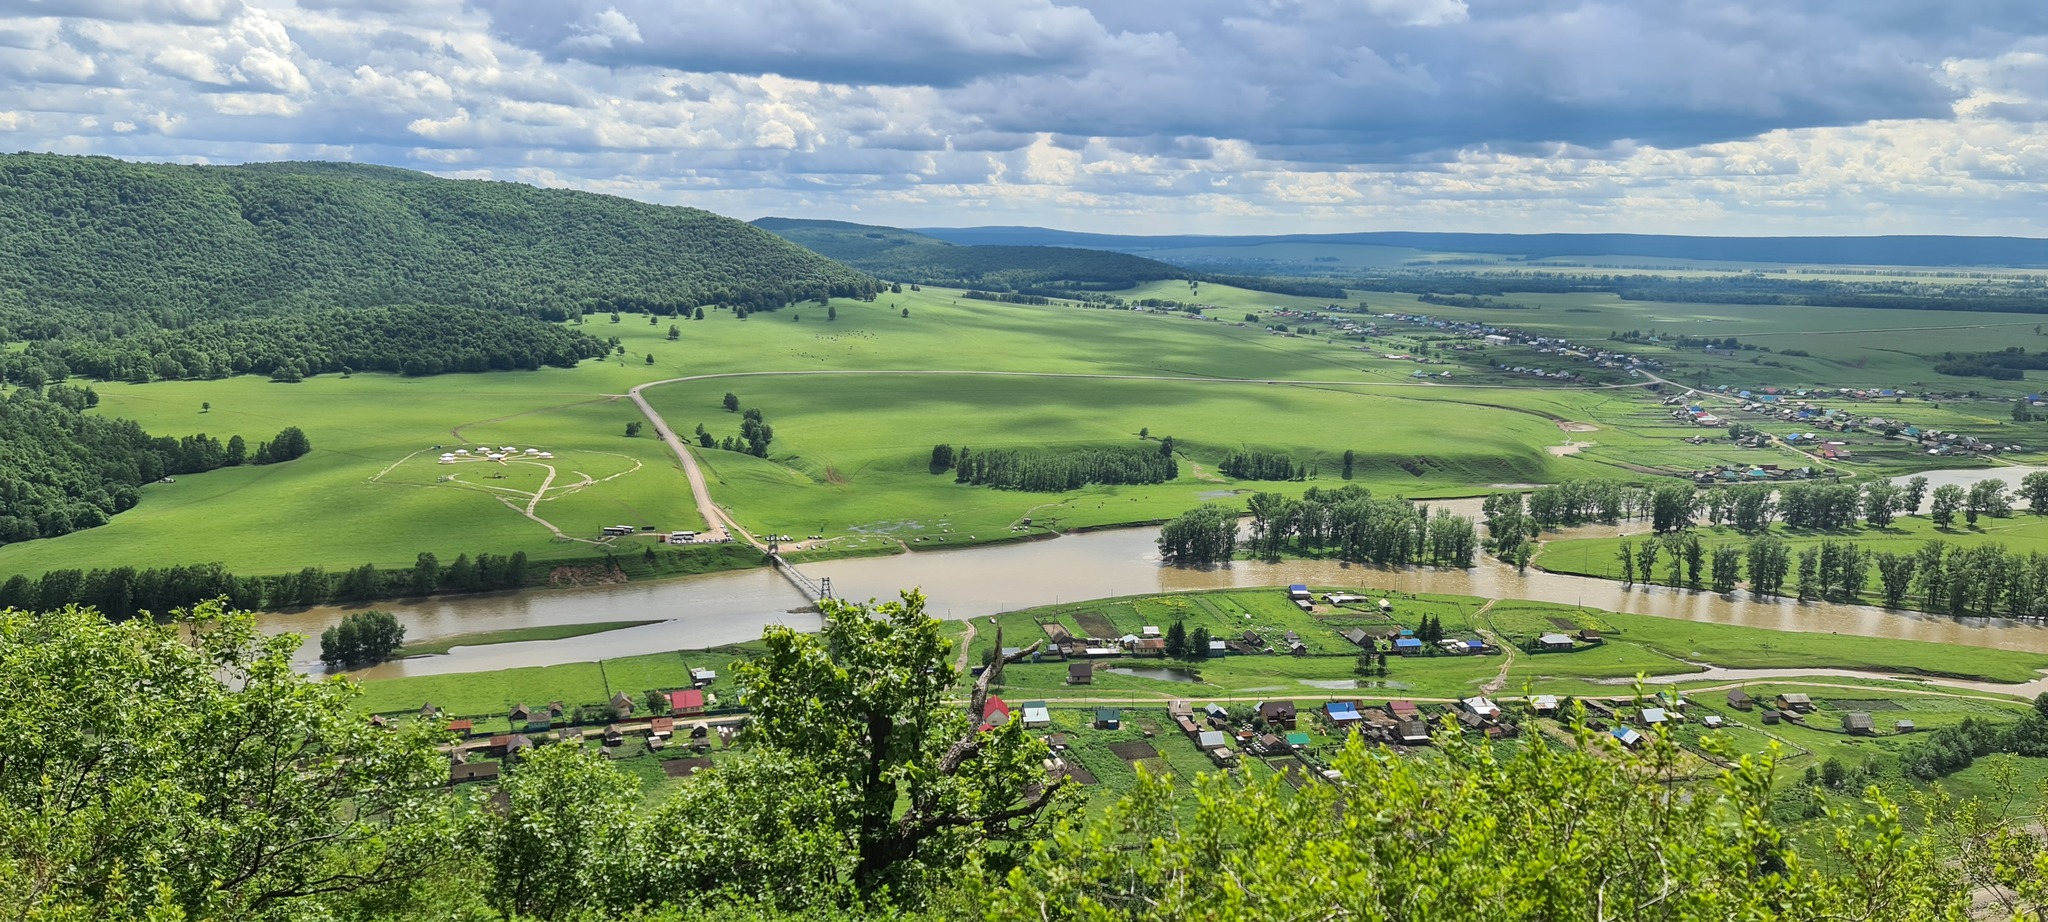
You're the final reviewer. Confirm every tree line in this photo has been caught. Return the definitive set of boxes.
[7,305,612,386]
[1160,486,1476,568]
[0,385,313,544]
[0,549,529,621]
[944,443,1177,492]
[1219,449,1304,481]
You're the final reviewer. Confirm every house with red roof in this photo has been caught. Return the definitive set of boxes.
[980,696,1013,731]
[669,688,705,715]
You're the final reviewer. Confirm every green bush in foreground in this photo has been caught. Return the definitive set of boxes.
[10,597,2048,921]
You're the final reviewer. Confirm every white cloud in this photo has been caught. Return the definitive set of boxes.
[0,0,2046,236]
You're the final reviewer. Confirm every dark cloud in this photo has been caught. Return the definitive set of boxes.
[474,0,2048,157]
[468,0,1114,87]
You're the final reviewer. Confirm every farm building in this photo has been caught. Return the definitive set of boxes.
[1397,720,1431,745]
[610,692,635,717]
[981,697,1012,730]
[1639,708,1669,727]
[1327,701,1362,724]
[1777,693,1815,713]
[1896,720,1916,733]
[1021,703,1052,729]
[449,761,500,785]
[1394,638,1424,655]
[1287,585,1311,601]
[1341,628,1371,647]
[1611,727,1644,749]
[1094,708,1121,730]
[1538,633,1575,652]
[1197,730,1229,750]
[1068,663,1093,685]
[1841,712,1876,736]
[1388,700,1421,722]
[1204,703,1230,721]
[1461,697,1501,720]
[1726,688,1753,710]
[1529,695,1558,715]
[669,689,705,715]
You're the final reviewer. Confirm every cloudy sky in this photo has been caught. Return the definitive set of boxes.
[5,0,2048,235]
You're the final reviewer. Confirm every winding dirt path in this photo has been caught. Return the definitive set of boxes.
[621,367,1661,552]
[1472,600,1517,695]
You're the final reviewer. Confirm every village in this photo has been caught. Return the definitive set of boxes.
[392,585,1935,803]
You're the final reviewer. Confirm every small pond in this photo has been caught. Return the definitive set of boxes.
[1103,666,1204,683]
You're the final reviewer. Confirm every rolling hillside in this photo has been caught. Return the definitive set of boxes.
[752,217,1187,290]
[0,154,877,327]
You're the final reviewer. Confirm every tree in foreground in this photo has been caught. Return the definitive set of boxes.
[970,720,1972,922]
[0,602,447,921]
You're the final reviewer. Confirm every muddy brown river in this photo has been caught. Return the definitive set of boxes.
[276,490,2048,679]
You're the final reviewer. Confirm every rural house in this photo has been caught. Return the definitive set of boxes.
[1068,663,1093,685]
[1095,708,1121,730]
[669,689,706,716]
[1257,700,1298,730]
[1777,693,1815,713]
[1538,633,1575,652]
[1841,712,1876,736]
[1726,688,1753,710]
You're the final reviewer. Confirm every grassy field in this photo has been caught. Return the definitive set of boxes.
[392,620,661,657]
[14,275,2048,587]
[647,373,1588,543]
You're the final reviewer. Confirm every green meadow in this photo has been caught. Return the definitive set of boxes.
[0,282,1671,580]
[9,276,2047,588]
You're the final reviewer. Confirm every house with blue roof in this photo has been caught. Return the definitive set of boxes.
[1611,726,1644,748]
[1394,638,1424,655]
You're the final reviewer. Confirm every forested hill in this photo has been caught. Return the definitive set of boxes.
[752,217,1187,291]
[0,154,877,325]
[918,226,2048,268]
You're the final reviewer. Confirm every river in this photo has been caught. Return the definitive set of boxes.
[278,488,2048,680]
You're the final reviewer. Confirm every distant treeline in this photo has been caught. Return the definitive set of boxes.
[1219,450,1304,481]
[950,444,1177,491]
[963,290,1054,305]
[6,305,611,386]
[1933,347,2048,380]
[1615,531,2048,617]
[1353,270,2048,315]
[1417,293,1533,310]
[1198,275,1349,299]
[0,386,312,543]
[0,550,529,622]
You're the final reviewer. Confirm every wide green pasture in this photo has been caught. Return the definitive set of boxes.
[648,373,1586,542]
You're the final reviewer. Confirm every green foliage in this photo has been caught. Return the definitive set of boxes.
[0,602,449,920]
[0,385,258,543]
[251,425,312,464]
[0,154,874,332]
[320,609,406,667]
[1218,449,1300,480]
[1247,485,1475,567]
[969,728,1969,922]
[1157,503,1238,565]
[733,590,1066,893]
[754,218,1185,290]
[19,304,610,385]
[951,444,1175,491]
[1,549,531,619]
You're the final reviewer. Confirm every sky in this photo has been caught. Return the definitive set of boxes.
[5,0,2048,235]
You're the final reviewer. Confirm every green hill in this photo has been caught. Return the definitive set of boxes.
[0,154,877,327]
[752,216,1187,291]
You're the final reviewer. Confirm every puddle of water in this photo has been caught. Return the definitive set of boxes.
[1103,666,1204,683]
